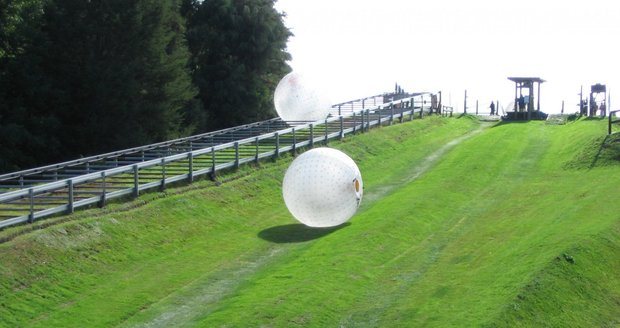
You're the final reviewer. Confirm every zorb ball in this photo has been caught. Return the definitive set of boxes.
[282,148,363,227]
[274,71,331,123]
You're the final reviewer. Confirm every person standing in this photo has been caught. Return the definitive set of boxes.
[490,101,496,115]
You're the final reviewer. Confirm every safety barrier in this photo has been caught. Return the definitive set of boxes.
[609,110,620,135]
[0,95,433,229]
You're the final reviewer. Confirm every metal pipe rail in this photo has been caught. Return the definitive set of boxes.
[609,110,620,135]
[0,118,287,191]
[0,94,431,229]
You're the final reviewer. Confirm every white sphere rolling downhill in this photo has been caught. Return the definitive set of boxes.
[274,72,331,123]
[282,148,363,227]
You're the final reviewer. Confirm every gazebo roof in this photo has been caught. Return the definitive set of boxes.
[508,77,546,83]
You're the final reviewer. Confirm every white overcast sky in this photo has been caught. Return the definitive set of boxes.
[275,0,620,113]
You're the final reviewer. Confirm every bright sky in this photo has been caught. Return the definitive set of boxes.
[275,0,620,113]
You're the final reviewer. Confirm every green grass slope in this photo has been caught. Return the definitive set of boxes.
[0,116,618,327]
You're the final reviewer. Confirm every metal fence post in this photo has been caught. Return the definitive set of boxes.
[339,116,344,140]
[160,158,166,191]
[210,147,216,180]
[133,165,139,197]
[67,180,74,214]
[324,119,328,143]
[310,124,314,147]
[188,152,194,183]
[292,128,297,154]
[361,111,365,133]
[255,137,260,162]
[234,142,240,168]
[28,188,34,223]
[274,134,280,159]
[99,171,106,208]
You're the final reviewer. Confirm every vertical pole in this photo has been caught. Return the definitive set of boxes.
[561,100,565,114]
[420,95,424,118]
[476,100,479,115]
[537,81,541,112]
[274,134,280,159]
[514,83,518,111]
[310,124,314,147]
[99,171,106,208]
[464,90,467,114]
[211,147,216,178]
[133,165,139,198]
[160,158,166,191]
[234,142,240,168]
[338,105,341,116]
[324,119,328,143]
[366,109,370,131]
[292,128,297,154]
[67,180,74,214]
[255,137,260,162]
[352,112,356,133]
[361,110,365,133]
[339,116,344,140]
[28,188,34,223]
[188,152,194,183]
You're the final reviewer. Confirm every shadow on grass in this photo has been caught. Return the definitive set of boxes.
[258,222,350,244]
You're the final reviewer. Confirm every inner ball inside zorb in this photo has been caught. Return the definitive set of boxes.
[282,148,363,228]
[274,72,332,123]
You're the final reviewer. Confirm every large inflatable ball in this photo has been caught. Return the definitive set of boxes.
[282,148,363,227]
[273,71,331,123]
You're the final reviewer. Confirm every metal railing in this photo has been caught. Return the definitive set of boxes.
[609,110,620,135]
[0,94,432,229]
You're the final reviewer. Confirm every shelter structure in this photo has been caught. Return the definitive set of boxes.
[507,77,546,120]
[589,83,607,117]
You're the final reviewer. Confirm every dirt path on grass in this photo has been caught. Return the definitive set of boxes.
[120,122,492,328]
[362,122,491,205]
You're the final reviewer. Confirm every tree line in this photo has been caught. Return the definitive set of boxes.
[0,0,291,173]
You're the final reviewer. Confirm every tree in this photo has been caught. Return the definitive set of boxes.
[0,0,200,173]
[34,0,199,156]
[0,0,59,172]
[185,0,291,130]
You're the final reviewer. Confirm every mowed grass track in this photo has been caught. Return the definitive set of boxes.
[0,116,619,327]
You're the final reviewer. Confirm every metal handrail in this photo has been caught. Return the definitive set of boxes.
[609,110,620,135]
[0,95,431,229]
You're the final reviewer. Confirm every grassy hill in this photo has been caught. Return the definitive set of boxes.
[0,116,618,327]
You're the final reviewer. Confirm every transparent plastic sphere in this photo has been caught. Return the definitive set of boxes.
[282,148,363,227]
[274,72,332,123]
